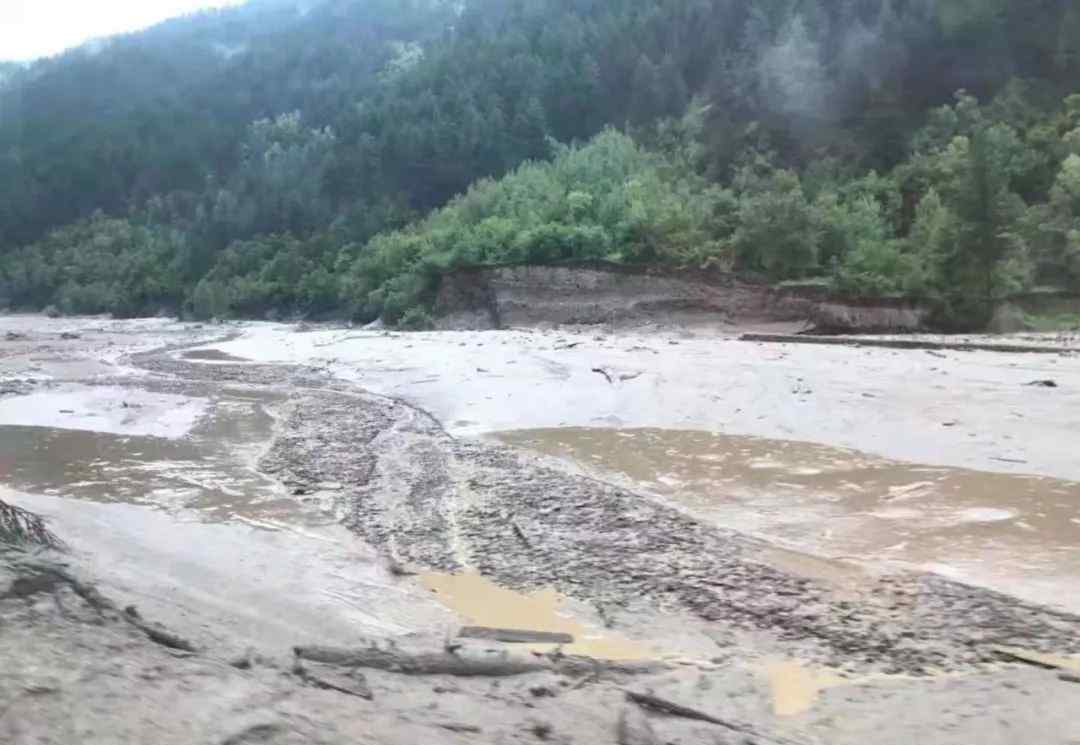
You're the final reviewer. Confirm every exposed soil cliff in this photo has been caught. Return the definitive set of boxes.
[433,264,929,333]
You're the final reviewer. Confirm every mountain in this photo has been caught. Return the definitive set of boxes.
[1,0,1079,327]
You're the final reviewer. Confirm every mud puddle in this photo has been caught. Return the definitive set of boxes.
[495,428,1080,612]
[421,572,659,660]
[766,661,848,716]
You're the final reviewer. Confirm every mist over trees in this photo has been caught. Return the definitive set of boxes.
[1,0,1079,327]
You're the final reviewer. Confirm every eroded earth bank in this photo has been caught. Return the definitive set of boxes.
[2,316,1080,744]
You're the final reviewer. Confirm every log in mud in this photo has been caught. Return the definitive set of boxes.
[740,332,1077,355]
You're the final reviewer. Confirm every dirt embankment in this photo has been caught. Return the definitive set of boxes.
[433,264,930,333]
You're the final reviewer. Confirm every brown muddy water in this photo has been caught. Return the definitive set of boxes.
[0,388,300,525]
[420,571,660,661]
[495,428,1080,612]
[0,382,447,646]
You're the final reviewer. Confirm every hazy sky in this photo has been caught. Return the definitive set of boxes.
[1,0,246,61]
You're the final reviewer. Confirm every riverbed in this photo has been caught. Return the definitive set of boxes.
[3,315,1080,744]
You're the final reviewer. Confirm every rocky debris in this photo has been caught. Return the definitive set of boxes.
[258,388,1080,676]
[527,720,554,739]
[1026,379,1059,388]
[4,331,29,341]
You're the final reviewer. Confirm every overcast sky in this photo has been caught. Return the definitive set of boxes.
[1,0,246,62]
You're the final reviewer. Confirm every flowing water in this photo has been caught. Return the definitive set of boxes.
[0,388,288,523]
[495,428,1080,612]
[0,382,452,647]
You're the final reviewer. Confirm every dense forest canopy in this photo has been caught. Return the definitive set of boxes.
[1,0,1079,327]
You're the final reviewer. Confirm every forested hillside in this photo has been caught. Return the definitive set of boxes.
[2,0,1080,328]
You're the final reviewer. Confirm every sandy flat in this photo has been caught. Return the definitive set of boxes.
[215,325,1080,480]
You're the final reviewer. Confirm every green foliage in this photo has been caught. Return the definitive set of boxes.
[398,307,435,331]
[342,129,733,321]
[3,0,1080,329]
[0,214,185,316]
[192,279,230,321]
[1024,312,1080,332]
[1043,154,1080,287]
[732,168,821,281]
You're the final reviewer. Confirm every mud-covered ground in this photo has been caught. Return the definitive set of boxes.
[2,316,1080,744]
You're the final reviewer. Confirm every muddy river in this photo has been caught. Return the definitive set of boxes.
[6,318,1080,745]
[3,317,1080,652]
[0,388,284,521]
[495,428,1080,612]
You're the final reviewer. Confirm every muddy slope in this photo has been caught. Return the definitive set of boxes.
[433,264,929,332]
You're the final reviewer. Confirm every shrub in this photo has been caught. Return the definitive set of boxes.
[398,307,434,330]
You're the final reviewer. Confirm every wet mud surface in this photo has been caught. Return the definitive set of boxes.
[261,387,1080,676]
[3,316,1080,743]
[496,428,1080,613]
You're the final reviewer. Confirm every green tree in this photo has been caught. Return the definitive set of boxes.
[732,167,822,280]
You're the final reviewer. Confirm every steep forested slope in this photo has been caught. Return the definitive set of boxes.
[2,0,1079,327]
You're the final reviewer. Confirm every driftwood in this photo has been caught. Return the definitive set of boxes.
[625,691,739,728]
[591,367,614,384]
[990,646,1065,670]
[1,562,198,652]
[991,647,1080,684]
[740,333,1075,356]
[625,691,805,745]
[510,520,531,548]
[294,659,373,699]
[295,643,550,677]
[295,642,667,679]
[439,723,482,733]
[459,626,574,645]
[140,624,197,652]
